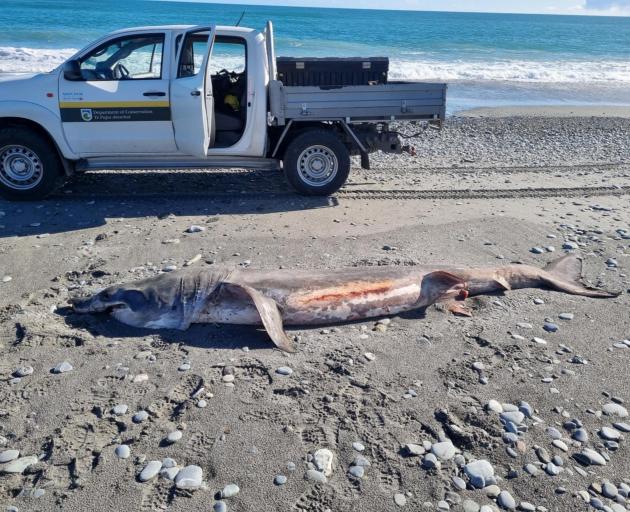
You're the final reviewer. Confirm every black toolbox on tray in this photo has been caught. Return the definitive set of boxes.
[276,56,389,87]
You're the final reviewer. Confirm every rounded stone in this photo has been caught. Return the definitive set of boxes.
[305,469,327,483]
[175,465,203,489]
[463,499,480,512]
[497,490,516,510]
[213,501,227,512]
[352,441,365,452]
[431,441,457,460]
[486,400,503,413]
[112,404,128,416]
[2,455,38,474]
[52,361,73,373]
[394,493,407,507]
[600,426,621,440]
[132,410,149,423]
[348,465,365,478]
[0,450,20,463]
[139,460,162,482]
[13,366,34,378]
[572,429,588,442]
[221,484,240,498]
[166,430,183,443]
[274,475,287,485]
[500,411,525,425]
[464,459,495,489]
[275,366,293,376]
[115,445,130,459]
[602,403,628,418]
[574,448,606,466]
[422,453,440,470]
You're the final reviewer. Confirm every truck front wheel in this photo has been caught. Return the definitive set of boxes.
[0,128,65,201]
[283,130,350,196]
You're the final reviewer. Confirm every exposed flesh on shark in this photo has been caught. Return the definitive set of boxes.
[70,255,618,353]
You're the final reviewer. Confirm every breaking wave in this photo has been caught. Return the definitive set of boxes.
[2,46,630,86]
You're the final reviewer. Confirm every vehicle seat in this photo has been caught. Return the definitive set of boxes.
[214,111,243,132]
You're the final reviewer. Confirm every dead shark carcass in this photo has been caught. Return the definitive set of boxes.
[70,255,618,352]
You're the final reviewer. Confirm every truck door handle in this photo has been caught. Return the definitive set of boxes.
[190,90,201,96]
[143,91,166,97]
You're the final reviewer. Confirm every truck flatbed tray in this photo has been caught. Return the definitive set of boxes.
[269,81,447,125]
[276,56,389,86]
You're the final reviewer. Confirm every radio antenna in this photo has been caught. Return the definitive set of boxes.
[235,10,246,26]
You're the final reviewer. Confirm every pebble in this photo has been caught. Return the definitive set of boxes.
[602,482,618,498]
[486,400,503,413]
[197,399,208,408]
[452,476,467,490]
[531,247,544,254]
[464,459,495,489]
[563,242,578,250]
[552,440,568,452]
[186,225,205,233]
[403,443,426,457]
[52,361,73,373]
[274,475,287,485]
[305,469,327,483]
[500,411,525,425]
[546,462,561,476]
[422,453,440,470]
[352,455,371,467]
[132,411,149,423]
[0,450,20,463]
[532,337,547,345]
[572,429,589,442]
[462,499,480,512]
[543,322,559,333]
[175,465,203,489]
[574,448,606,466]
[558,313,574,320]
[112,404,128,416]
[166,430,183,443]
[1,455,38,473]
[213,502,227,512]
[364,352,376,361]
[352,441,365,452]
[497,490,516,510]
[163,265,177,272]
[313,448,334,476]
[178,363,191,371]
[222,375,235,383]
[599,427,621,440]
[348,465,365,478]
[394,493,407,507]
[221,484,240,498]
[612,422,630,432]
[2,276,12,283]
[139,461,162,482]
[13,366,34,378]
[133,373,149,383]
[160,467,180,480]
[275,366,293,376]
[524,464,538,476]
[432,441,457,460]
[602,403,628,418]
[115,445,130,459]
[519,401,533,418]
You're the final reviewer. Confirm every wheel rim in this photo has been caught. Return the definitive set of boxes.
[297,145,338,187]
[0,145,44,190]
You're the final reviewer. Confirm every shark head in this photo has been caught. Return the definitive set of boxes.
[70,275,188,329]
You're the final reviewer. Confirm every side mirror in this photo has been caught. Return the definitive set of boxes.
[63,60,83,81]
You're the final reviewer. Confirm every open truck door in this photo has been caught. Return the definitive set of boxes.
[170,25,216,157]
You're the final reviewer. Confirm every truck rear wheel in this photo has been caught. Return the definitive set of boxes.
[283,129,350,196]
[0,127,65,201]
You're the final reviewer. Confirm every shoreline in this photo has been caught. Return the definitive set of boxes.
[457,104,630,118]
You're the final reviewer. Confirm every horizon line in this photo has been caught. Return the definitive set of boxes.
[153,0,630,17]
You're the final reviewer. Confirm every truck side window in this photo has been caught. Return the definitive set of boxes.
[178,34,211,78]
[79,34,164,81]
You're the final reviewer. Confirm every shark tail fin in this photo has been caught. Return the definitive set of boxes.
[417,271,468,308]
[541,254,619,298]
[223,282,296,353]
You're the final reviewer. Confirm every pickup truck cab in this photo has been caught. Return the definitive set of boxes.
[0,22,446,200]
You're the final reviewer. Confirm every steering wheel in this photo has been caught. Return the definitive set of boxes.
[113,63,130,80]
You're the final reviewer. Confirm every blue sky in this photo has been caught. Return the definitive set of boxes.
[181,0,630,15]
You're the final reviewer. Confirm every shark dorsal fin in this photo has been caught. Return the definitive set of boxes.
[222,282,296,353]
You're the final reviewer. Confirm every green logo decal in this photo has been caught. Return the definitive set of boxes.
[80,108,93,122]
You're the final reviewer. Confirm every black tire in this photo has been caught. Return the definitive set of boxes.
[0,127,65,201]
[283,129,350,196]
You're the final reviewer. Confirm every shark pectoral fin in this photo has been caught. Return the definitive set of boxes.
[446,301,473,317]
[493,275,511,291]
[418,271,467,307]
[223,282,296,353]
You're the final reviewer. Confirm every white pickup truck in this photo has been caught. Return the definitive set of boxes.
[0,22,446,200]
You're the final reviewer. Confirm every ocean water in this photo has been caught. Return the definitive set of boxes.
[1,0,630,112]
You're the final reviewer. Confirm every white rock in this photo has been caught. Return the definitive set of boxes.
[175,465,203,489]
[1,455,38,474]
[313,448,334,477]
[52,361,73,373]
[139,460,162,482]
[0,450,20,463]
[221,483,240,498]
